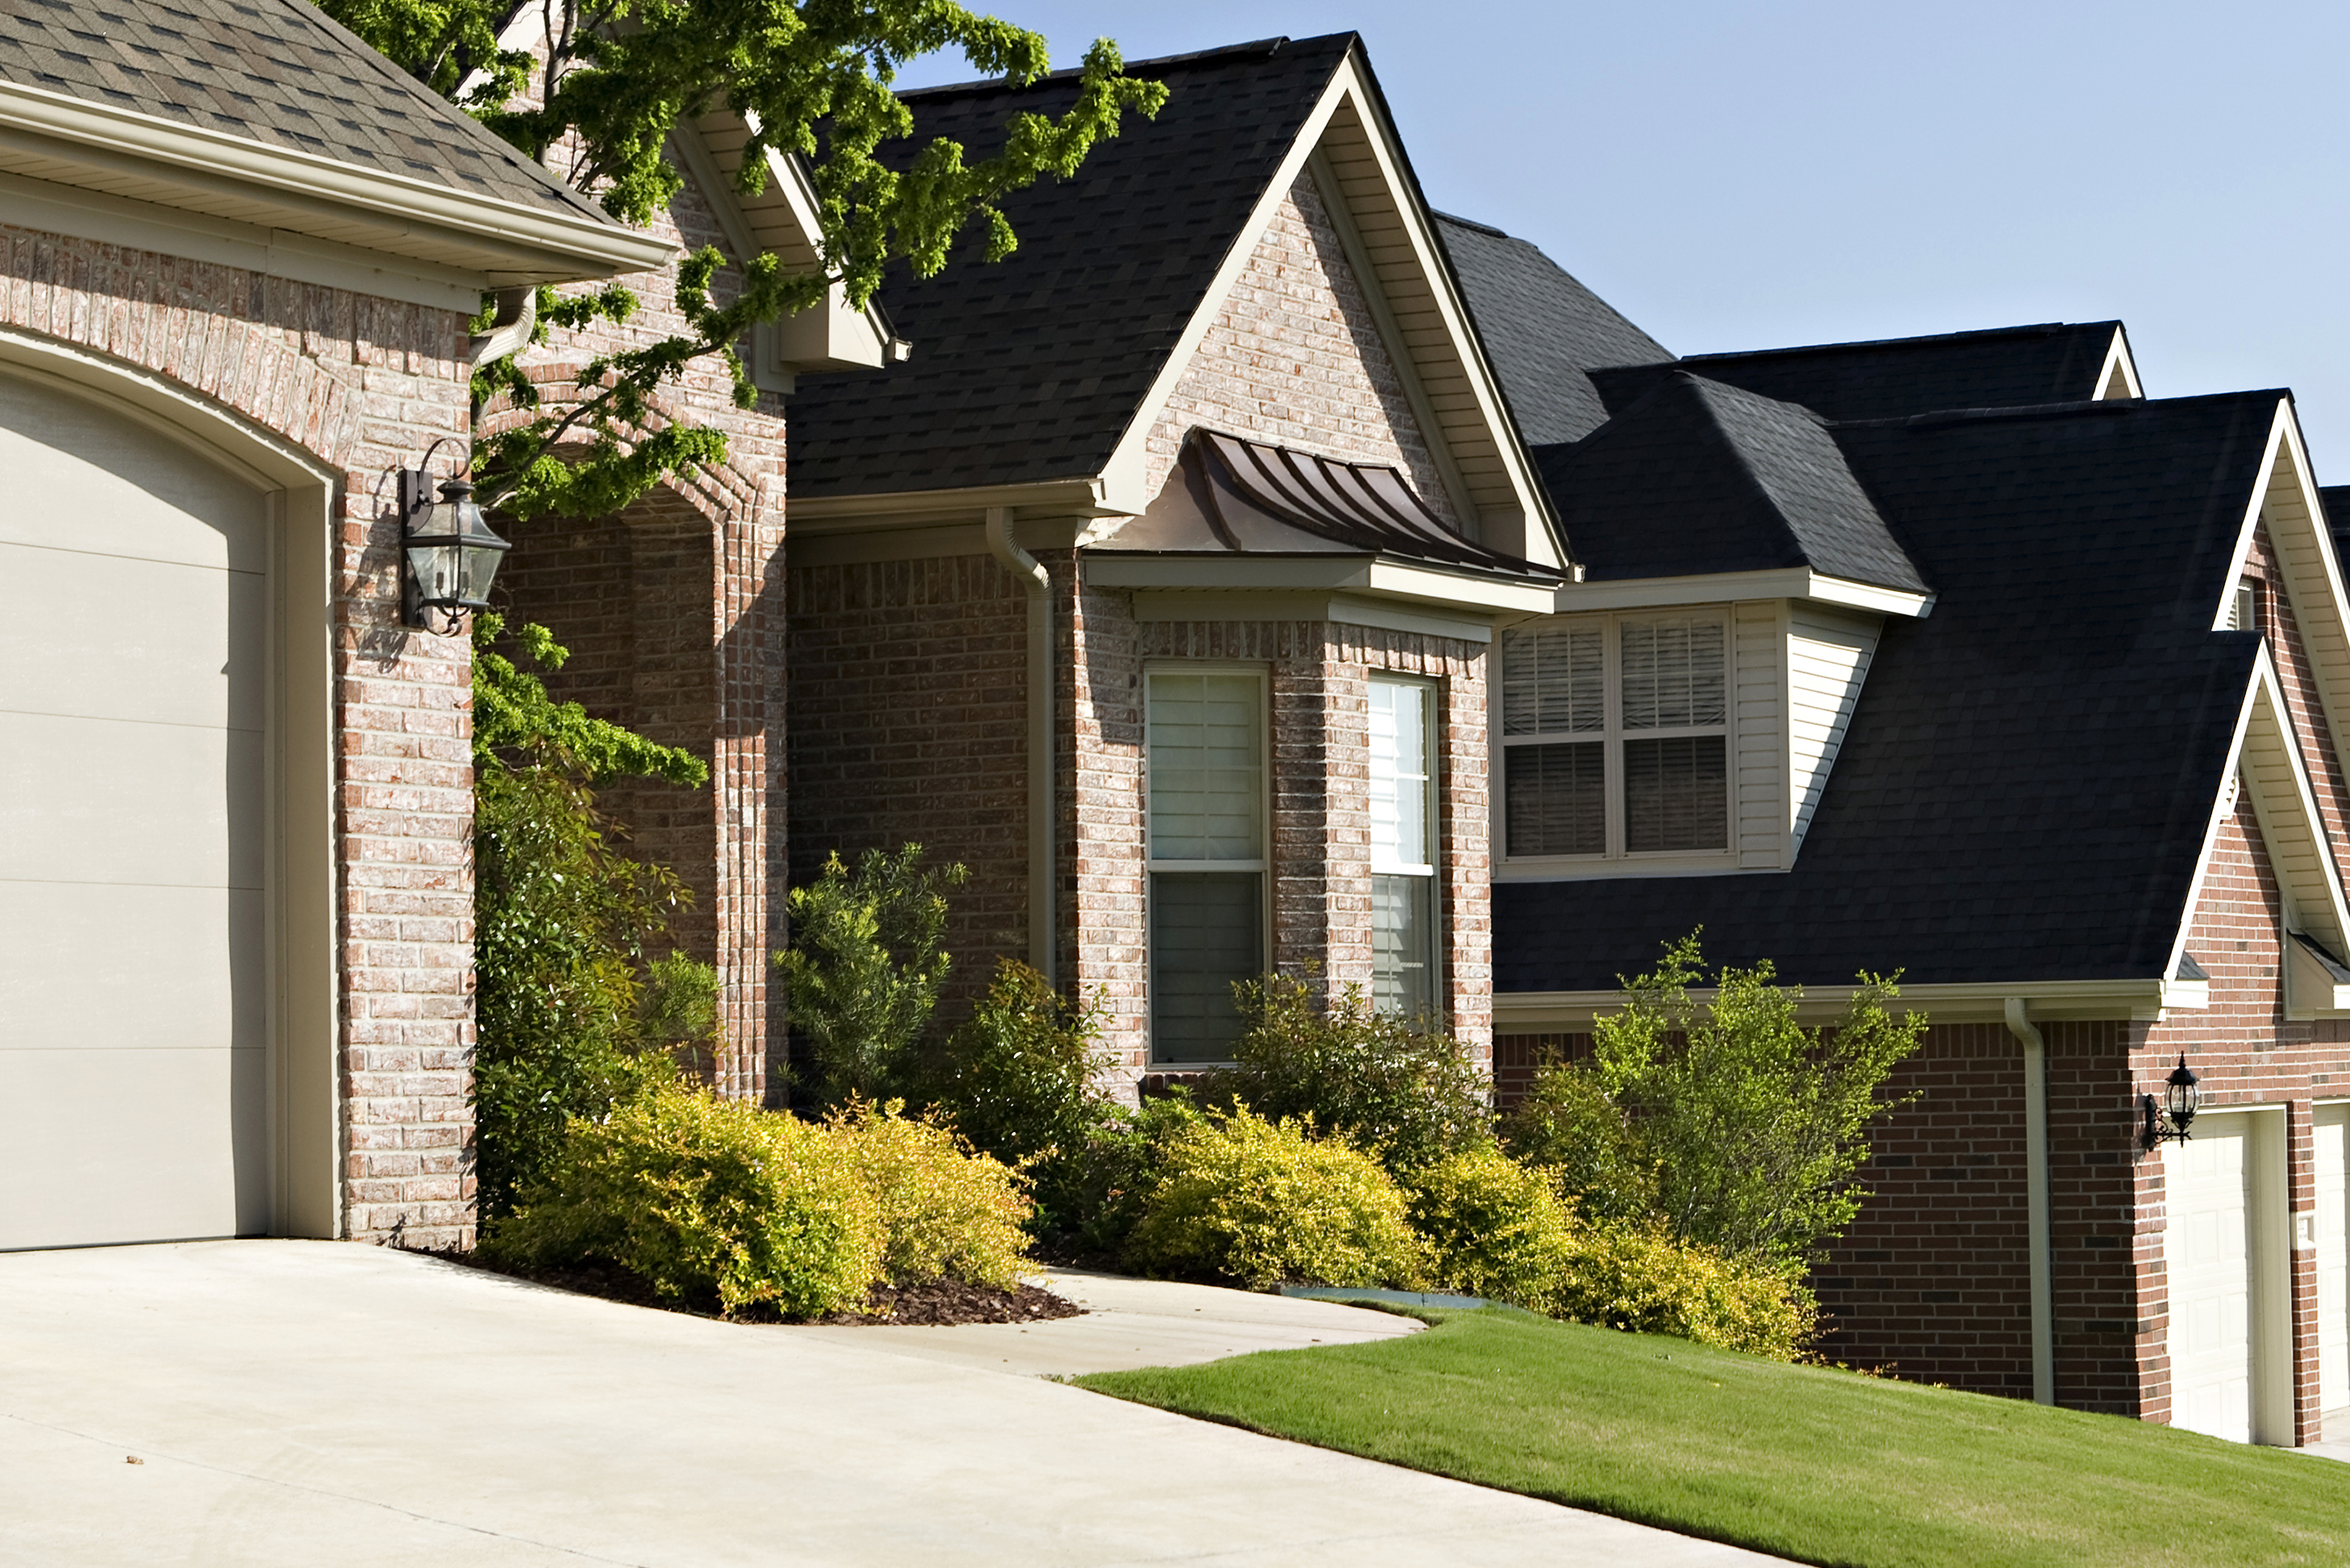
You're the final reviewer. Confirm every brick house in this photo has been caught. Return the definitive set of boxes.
[0,0,667,1251]
[1479,319,2350,1446]
[780,35,1566,1082]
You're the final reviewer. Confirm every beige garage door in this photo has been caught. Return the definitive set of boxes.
[2166,1115,2256,1442]
[2320,1104,2348,1428]
[0,370,269,1249]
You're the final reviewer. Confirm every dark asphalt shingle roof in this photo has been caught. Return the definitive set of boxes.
[1499,391,2281,992]
[1587,322,2128,425]
[1433,213,1669,445]
[0,0,605,219]
[1533,372,1927,593]
[785,34,1356,499]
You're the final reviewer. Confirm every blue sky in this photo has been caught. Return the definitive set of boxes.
[897,0,2350,465]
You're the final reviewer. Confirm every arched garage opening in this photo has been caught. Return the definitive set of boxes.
[0,340,336,1248]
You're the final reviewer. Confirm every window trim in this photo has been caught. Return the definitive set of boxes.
[1497,608,1734,867]
[1368,672,1442,1019]
[1143,660,1272,1066]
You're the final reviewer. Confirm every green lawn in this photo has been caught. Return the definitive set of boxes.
[1073,1308,2350,1568]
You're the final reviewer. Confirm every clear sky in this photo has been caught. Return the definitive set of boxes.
[896,0,2350,467]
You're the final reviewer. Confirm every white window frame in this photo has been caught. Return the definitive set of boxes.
[1142,661,1272,1065]
[1368,673,1442,1019]
[1497,609,1734,867]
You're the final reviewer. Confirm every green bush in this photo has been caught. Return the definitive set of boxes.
[1404,1144,1575,1308]
[1207,972,1490,1175]
[483,1073,884,1317]
[918,959,1120,1234]
[1126,1105,1428,1290]
[824,1099,1033,1290]
[1549,1218,1817,1361]
[778,845,967,1109]
[1038,1088,1210,1256]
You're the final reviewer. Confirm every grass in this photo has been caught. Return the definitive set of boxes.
[1073,1307,2350,1568]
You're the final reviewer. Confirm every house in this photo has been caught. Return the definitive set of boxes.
[1484,320,2350,1446]
[780,35,1566,1081]
[0,0,670,1251]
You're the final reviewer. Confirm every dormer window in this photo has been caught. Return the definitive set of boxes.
[1500,613,1729,859]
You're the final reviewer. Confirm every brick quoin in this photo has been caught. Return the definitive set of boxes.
[1,223,481,1246]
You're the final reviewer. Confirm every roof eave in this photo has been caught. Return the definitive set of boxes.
[1083,549,1560,616]
[1552,566,1934,618]
[1495,976,2183,1032]
[0,81,673,285]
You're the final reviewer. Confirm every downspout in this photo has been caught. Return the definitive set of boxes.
[2004,997,2056,1405]
[985,507,1055,985]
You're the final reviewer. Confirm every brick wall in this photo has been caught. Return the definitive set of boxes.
[1,224,480,1245]
[1139,172,1459,524]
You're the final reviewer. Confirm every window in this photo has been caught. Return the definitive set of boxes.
[2229,576,2261,634]
[1146,668,1266,1062]
[1500,613,1728,859]
[1369,676,1438,1019]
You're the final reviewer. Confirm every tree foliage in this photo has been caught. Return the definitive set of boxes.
[323,0,1169,521]
[1501,932,1925,1270]
[470,613,713,1216]
[778,844,967,1108]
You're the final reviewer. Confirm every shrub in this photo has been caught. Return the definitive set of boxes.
[823,1099,1033,1290]
[483,1075,884,1318]
[1497,1054,1658,1228]
[638,950,722,1081]
[1208,972,1490,1175]
[918,959,1118,1233]
[1404,1144,1575,1308]
[1041,1088,1210,1256]
[1549,1219,1817,1361]
[1125,1105,1428,1290]
[778,845,967,1109]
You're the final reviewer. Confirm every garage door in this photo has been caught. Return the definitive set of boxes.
[0,370,269,1250]
[2166,1116,2255,1442]
[2320,1104,2348,1428]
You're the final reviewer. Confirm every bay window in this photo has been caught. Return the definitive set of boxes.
[1369,676,1438,1019]
[1146,667,1266,1062]
[1501,613,1728,860]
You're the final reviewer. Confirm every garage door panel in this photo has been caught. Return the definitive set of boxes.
[0,714,263,889]
[0,884,262,1048]
[0,1046,266,1250]
[2166,1119,2255,1443]
[0,378,264,572]
[0,543,264,729]
[2320,1106,2348,1419]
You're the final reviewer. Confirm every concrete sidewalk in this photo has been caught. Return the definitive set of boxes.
[0,1240,1785,1566]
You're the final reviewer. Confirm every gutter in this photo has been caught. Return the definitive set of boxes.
[2003,997,2056,1406]
[986,507,1055,985]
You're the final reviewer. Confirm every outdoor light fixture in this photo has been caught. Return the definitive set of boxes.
[2140,1053,2200,1149]
[398,442,509,634]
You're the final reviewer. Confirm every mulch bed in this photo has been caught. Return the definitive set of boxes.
[425,1246,1083,1327]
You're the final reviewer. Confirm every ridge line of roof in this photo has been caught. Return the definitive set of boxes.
[895,32,1352,100]
[1678,320,2118,366]
[1822,387,2291,431]
[1430,209,1509,238]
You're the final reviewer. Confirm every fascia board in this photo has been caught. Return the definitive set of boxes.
[0,81,673,281]
[1131,589,1497,643]
[2097,326,2145,400]
[2237,402,2350,795]
[1083,551,1557,614]
[1552,568,1934,618]
[1494,977,2175,1033]
[2238,655,2350,1007]
[786,478,1122,531]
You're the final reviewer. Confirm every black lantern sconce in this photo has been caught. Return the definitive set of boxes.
[398,441,510,634]
[2139,1053,2200,1149]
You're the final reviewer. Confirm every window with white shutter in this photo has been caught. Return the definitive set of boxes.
[1499,612,1729,861]
[1146,668,1266,1061]
[1369,676,1438,1019]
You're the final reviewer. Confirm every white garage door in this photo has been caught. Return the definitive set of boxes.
[0,370,269,1250]
[2320,1104,2348,1428]
[2166,1116,2255,1442]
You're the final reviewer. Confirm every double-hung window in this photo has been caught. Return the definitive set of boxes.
[1500,613,1729,859]
[1368,676,1438,1019]
[1145,667,1266,1062]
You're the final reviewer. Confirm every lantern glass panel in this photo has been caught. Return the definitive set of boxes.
[407,538,462,604]
[460,537,505,604]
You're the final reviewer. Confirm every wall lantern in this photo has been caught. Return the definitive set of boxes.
[398,447,509,634]
[2139,1053,2200,1149]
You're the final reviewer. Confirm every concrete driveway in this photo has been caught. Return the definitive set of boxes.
[0,1240,1783,1566]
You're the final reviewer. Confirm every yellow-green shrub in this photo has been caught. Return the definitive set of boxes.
[483,1076,883,1316]
[1405,1144,1575,1308]
[1126,1106,1428,1290]
[824,1099,1032,1290]
[1549,1219,1816,1360]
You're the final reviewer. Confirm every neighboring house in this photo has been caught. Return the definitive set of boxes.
[780,34,1566,1081]
[1482,320,2350,1446]
[0,0,669,1251]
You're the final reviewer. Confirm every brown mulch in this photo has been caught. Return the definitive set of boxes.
[422,1246,1083,1327]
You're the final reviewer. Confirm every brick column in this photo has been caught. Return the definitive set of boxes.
[714,501,785,1101]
